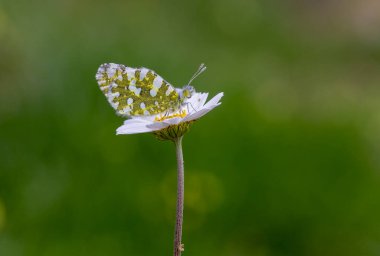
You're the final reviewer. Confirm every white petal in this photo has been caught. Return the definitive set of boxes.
[182,92,223,122]
[162,117,184,125]
[147,122,170,130]
[116,119,156,135]
[187,93,209,113]
[203,92,224,109]
[183,107,215,122]
[198,93,209,107]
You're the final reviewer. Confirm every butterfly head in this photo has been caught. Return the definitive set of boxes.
[182,85,196,99]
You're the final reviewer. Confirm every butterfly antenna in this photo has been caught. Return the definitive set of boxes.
[188,63,207,85]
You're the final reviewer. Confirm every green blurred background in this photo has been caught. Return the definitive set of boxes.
[1,0,380,255]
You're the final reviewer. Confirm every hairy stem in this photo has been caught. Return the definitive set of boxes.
[173,136,185,256]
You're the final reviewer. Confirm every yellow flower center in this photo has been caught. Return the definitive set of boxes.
[153,120,195,141]
[154,110,187,122]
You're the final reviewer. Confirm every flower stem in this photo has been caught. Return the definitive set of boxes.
[173,136,185,256]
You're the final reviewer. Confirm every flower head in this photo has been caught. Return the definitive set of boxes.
[116,92,223,140]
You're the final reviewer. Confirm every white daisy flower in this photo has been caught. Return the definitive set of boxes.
[96,62,223,255]
[116,92,223,140]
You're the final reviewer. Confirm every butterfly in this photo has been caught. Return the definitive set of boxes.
[95,63,206,117]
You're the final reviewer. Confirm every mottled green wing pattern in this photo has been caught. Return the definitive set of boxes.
[96,63,179,117]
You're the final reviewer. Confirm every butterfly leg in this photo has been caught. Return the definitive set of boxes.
[164,110,171,117]
[185,102,196,113]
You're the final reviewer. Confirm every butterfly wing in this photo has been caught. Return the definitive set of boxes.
[96,63,179,117]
